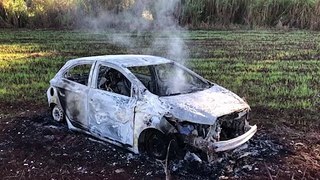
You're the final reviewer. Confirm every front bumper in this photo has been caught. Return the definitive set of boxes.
[186,125,257,153]
[211,125,257,152]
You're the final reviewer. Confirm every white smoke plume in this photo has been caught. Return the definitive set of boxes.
[81,0,188,63]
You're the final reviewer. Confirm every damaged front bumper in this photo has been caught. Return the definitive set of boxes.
[186,125,257,153]
[211,125,257,152]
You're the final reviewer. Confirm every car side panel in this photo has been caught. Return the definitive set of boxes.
[88,89,135,146]
[87,62,136,146]
[49,60,96,129]
[59,79,89,129]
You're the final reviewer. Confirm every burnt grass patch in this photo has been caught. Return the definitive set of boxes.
[2,108,314,179]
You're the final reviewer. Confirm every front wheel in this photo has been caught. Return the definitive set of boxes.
[51,105,64,122]
[145,131,168,160]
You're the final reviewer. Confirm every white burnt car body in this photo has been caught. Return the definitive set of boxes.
[47,55,257,159]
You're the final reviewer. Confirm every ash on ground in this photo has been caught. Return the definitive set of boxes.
[0,113,289,179]
[168,133,287,179]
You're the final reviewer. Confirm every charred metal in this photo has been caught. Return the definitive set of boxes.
[47,55,257,159]
[164,109,256,154]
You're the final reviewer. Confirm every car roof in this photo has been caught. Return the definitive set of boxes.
[69,55,173,67]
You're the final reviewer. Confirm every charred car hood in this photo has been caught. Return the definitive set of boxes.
[159,85,250,125]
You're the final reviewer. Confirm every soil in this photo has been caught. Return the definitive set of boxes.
[0,103,319,179]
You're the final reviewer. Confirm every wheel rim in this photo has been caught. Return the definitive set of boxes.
[52,106,63,122]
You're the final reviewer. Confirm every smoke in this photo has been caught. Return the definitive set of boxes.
[81,0,188,63]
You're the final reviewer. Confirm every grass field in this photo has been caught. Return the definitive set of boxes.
[0,29,319,113]
[0,29,320,179]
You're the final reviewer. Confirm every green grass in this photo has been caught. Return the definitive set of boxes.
[0,29,319,112]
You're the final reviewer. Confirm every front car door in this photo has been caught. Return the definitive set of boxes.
[87,62,136,146]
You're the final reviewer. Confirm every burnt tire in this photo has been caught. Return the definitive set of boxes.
[145,131,168,160]
[51,105,64,122]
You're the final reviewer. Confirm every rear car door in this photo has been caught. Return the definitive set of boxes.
[58,60,94,129]
[87,63,136,146]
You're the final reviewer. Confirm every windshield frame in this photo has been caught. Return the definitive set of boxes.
[128,62,213,97]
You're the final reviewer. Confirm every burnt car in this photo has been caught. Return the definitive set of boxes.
[47,55,257,159]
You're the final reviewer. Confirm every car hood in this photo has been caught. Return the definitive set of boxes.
[159,85,250,125]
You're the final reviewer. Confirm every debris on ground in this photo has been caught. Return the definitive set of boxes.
[184,152,202,163]
[0,111,319,179]
[169,131,286,179]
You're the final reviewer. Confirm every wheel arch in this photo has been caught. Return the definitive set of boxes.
[47,86,63,109]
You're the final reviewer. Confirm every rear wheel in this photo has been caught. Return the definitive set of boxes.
[51,104,64,122]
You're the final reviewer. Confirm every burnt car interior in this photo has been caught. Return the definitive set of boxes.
[128,65,156,94]
[63,63,132,97]
[129,62,212,96]
[97,66,131,97]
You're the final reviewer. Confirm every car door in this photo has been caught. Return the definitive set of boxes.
[87,63,136,146]
[58,61,94,129]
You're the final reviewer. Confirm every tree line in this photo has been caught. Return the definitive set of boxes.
[1,0,320,30]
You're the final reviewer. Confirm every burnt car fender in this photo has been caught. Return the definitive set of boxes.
[132,93,176,153]
[47,86,63,110]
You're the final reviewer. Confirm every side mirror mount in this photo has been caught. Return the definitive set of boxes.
[132,85,148,100]
[132,85,141,99]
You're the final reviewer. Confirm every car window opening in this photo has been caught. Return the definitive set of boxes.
[97,66,131,97]
[129,63,211,96]
[64,64,92,86]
